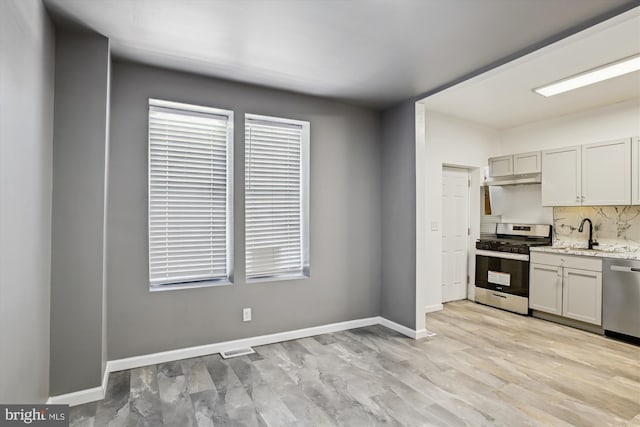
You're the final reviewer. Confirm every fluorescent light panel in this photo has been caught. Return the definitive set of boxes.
[534,53,640,97]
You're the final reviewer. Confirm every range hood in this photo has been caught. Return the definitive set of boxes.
[484,173,541,186]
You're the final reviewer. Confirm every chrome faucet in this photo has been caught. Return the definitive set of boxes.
[578,218,599,250]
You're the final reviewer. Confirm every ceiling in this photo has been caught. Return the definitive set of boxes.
[421,8,640,129]
[44,0,638,109]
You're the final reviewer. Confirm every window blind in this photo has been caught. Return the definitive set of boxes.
[245,116,309,279]
[148,99,233,287]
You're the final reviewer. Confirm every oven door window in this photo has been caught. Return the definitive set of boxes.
[475,255,529,296]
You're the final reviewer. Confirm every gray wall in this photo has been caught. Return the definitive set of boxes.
[0,0,55,403]
[107,61,382,359]
[380,101,417,329]
[50,30,110,395]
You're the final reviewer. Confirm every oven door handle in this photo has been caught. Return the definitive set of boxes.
[475,249,530,262]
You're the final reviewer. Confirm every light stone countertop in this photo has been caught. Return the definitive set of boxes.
[530,241,640,260]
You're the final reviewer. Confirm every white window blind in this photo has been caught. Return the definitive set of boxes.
[245,115,310,280]
[148,99,233,287]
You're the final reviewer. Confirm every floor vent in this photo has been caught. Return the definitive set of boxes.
[220,348,256,359]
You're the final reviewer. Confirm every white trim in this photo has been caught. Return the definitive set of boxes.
[377,317,434,339]
[109,317,379,373]
[46,315,432,406]
[46,387,103,407]
[415,101,427,333]
[425,303,443,313]
[415,329,438,339]
[46,365,109,407]
[102,365,109,396]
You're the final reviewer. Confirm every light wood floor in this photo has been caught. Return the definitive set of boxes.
[426,301,640,426]
[70,300,639,426]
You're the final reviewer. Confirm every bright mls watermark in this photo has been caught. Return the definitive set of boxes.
[0,405,68,426]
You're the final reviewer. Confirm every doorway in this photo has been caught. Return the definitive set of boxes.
[442,166,470,303]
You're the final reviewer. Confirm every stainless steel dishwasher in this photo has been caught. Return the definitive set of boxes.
[603,258,640,344]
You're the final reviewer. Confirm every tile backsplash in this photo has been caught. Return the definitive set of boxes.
[553,206,640,246]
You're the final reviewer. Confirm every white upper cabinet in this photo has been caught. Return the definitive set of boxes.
[582,139,631,206]
[489,151,541,177]
[488,155,513,177]
[513,151,541,175]
[542,139,632,207]
[632,137,640,205]
[541,146,581,207]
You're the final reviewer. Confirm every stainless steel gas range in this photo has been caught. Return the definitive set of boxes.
[475,223,552,315]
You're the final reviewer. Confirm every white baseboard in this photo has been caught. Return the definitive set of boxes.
[378,317,427,340]
[415,328,437,339]
[46,368,108,407]
[47,315,430,406]
[424,303,443,313]
[108,316,379,373]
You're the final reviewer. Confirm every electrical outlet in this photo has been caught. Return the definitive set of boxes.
[243,308,251,322]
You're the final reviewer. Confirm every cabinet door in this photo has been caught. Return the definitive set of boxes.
[562,267,602,325]
[632,137,640,205]
[529,263,563,315]
[514,151,541,175]
[582,139,631,206]
[489,155,513,177]
[541,146,581,206]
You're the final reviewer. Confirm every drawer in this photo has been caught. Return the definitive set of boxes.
[530,252,602,271]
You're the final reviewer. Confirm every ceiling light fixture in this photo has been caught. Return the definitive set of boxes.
[533,53,640,97]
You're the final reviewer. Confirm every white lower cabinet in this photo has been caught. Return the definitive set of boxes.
[530,263,563,315]
[562,267,602,325]
[529,252,602,326]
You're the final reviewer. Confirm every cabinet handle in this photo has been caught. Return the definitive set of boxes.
[576,195,580,202]
[581,195,585,200]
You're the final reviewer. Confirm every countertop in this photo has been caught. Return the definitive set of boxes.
[530,242,640,260]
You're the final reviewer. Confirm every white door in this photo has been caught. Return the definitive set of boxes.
[582,139,631,206]
[442,167,469,303]
[541,146,582,206]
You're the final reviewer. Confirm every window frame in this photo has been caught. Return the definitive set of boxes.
[147,98,234,291]
[244,113,310,283]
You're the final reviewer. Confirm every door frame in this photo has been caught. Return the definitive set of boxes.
[441,166,471,303]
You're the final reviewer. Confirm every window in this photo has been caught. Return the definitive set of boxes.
[148,99,233,288]
[245,114,310,280]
